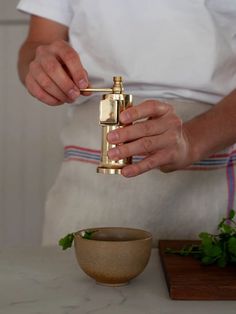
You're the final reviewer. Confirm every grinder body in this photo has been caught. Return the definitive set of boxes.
[81,76,133,175]
[97,93,133,174]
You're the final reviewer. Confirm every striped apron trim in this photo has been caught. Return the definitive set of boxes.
[64,145,236,218]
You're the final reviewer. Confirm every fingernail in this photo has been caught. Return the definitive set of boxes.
[120,111,131,123]
[107,131,119,142]
[108,148,119,159]
[68,88,80,100]
[79,78,88,89]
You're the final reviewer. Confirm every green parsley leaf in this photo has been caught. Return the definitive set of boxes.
[81,230,97,239]
[59,233,75,250]
[59,229,98,250]
[228,237,236,256]
[229,209,235,220]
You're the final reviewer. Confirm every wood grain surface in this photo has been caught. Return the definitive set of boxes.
[159,240,236,300]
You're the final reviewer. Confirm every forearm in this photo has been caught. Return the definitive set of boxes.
[184,89,236,163]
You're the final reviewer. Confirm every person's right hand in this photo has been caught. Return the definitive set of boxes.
[25,39,89,106]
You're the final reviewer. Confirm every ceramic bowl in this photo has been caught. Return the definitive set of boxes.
[74,227,152,286]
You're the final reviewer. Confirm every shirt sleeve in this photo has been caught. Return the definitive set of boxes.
[17,0,72,27]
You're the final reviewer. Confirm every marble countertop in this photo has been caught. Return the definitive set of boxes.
[0,247,235,314]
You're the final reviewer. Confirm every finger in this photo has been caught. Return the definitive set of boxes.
[25,73,62,106]
[108,130,180,160]
[107,117,173,144]
[80,71,92,96]
[34,55,81,101]
[121,149,176,177]
[120,100,171,124]
[50,40,89,89]
[30,62,71,103]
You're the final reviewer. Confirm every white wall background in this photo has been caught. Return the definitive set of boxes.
[0,1,68,247]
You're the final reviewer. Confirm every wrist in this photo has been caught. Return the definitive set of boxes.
[182,122,202,166]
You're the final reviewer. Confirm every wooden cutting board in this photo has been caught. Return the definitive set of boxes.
[159,240,236,300]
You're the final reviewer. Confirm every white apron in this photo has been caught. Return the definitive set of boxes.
[43,97,236,246]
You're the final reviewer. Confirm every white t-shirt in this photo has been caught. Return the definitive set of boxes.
[17,0,236,246]
[18,0,236,104]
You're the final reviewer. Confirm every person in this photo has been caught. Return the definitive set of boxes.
[17,0,236,246]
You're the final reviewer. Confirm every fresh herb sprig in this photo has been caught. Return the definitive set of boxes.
[59,230,97,250]
[59,233,75,250]
[166,209,236,267]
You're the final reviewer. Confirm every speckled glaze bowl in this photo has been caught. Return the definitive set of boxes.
[74,227,152,286]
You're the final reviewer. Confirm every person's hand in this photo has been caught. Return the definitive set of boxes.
[107,100,192,177]
[25,40,89,106]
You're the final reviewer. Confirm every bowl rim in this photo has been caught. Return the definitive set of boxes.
[74,227,152,243]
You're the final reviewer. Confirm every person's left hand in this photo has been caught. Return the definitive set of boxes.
[107,100,192,177]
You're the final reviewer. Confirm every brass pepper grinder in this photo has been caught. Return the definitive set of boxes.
[80,76,133,174]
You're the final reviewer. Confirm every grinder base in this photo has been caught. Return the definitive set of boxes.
[97,167,122,175]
